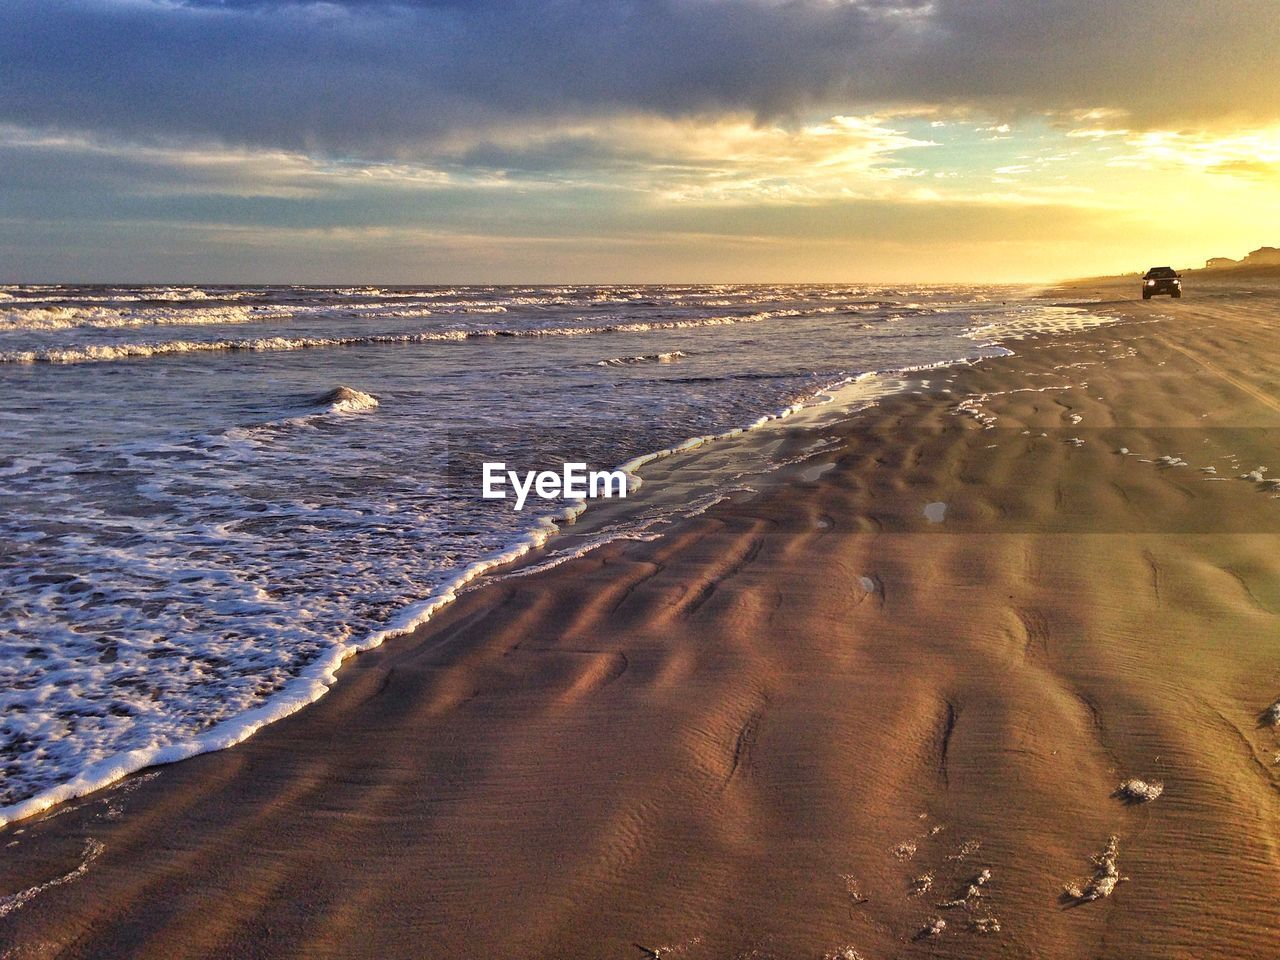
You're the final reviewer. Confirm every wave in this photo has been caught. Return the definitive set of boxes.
[0,304,289,332]
[314,385,379,414]
[131,287,213,301]
[0,287,264,305]
[0,310,804,364]
[596,350,687,366]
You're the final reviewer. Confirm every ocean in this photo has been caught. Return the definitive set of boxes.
[0,282,1100,822]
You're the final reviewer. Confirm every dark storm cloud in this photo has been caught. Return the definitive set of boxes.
[2,0,1278,158]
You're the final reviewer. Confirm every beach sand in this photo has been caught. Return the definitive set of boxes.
[4,276,1280,958]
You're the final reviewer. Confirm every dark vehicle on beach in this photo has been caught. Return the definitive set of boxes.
[1142,266,1182,299]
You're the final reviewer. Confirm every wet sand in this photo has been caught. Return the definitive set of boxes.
[4,276,1280,958]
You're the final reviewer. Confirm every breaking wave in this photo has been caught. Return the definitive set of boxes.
[1,304,288,331]
[314,385,379,414]
[597,350,688,366]
[0,310,803,364]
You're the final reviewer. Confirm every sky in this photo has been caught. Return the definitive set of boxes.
[2,0,1279,283]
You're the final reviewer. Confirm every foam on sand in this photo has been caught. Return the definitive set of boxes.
[923,501,948,523]
[0,838,104,919]
[1261,698,1280,726]
[1115,778,1163,803]
[1063,835,1125,903]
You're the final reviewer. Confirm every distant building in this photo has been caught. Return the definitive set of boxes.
[1200,247,1280,270]
[1242,246,1280,266]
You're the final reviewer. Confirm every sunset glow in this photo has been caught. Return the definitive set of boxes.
[3,0,1278,281]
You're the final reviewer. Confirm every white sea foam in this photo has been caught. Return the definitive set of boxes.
[0,519,559,828]
[0,838,104,918]
[0,310,800,364]
[0,304,288,331]
[314,385,379,414]
[800,461,837,482]
[597,351,687,366]
[965,304,1115,344]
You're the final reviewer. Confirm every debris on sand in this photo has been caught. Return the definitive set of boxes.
[946,839,981,861]
[1115,778,1163,803]
[939,868,991,909]
[840,874,869,906]
[908,872,934,897]
[1261,699,1280,727]
[969,917,1002,934]
[822,949,864,960]
[892,840,918,861]
[1063,835,1127,903]
[915,917,946,940]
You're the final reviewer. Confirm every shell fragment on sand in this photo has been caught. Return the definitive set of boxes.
[938,868,992,909]
[918,917,946,939]
[892,840,918,860]
[1115,778,1163,803]
[909,872,934,897]
[946,839,981,861]
[1064,835,1126,903]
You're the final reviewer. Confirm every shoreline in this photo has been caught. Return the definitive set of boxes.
[0,347,907,831]
[0,294,1088,830]
[5,276,1280,957]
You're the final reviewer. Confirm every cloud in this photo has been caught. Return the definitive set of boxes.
[1207,160,1280,181]
[451,113,939,202]
[0,125,463,198]
[3,0,1279,163]
[0,112,940,205]
[0,192,1122,284]
[1102,127,1280,181]
[3,0,1277,281]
